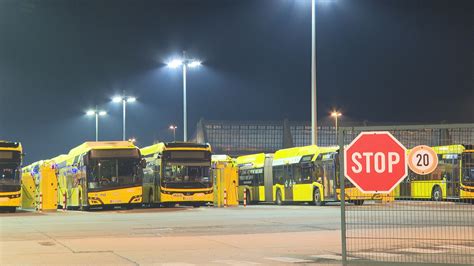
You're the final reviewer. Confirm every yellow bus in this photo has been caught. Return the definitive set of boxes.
[0,141,23,212]
[141,142,213,207]
[235,153,273,203]
[396,144,474,201]
[234,145,389,206]
[55,141,144,210]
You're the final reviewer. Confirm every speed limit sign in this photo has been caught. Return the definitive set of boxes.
[408,145,438,175]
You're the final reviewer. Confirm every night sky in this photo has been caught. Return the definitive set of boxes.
[0,0,473,163]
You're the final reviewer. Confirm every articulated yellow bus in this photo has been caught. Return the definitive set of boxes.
[235,153,273,203]
[141,142,213,207]
[396,144,474,201]
[55,141,144,210]
[236,145,391,206]
[0,141,23,212]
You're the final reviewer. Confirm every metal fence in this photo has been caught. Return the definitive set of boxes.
[339,124,474,265]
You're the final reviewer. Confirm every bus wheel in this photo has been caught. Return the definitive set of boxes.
[275,190,283,205]
[313,188,324,206]
[432,186,442,201]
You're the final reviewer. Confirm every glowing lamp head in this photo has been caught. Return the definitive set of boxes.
[188,60,202,68]
[112,96,123,103]
[168,59,183,68]
[331,111,342,117]
[86,110,95,116]
[98,111,107,116]
[126,97,136,103]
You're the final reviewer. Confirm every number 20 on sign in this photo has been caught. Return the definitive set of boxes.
[407,145,438,175]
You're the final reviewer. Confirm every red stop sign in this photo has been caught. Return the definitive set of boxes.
[344,131,407,193]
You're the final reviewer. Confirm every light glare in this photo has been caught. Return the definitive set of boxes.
[98,111,107,116]
[86,110,95,116]
[168,59,183,68]
[188,60,201,68]
[126,97,136,103]
[112,96,122,103]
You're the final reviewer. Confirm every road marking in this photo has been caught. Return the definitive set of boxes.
[310,254,342,260]
[213,259,260,265]
[264,257,313,263]
[398,248,445,254]
[439,245,474,251]
[352,252,402,258]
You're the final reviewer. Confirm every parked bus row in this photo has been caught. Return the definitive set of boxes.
[1,140,472,212]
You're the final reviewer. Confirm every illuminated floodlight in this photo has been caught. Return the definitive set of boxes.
[98,111,107,116]
[86,110,95,116]
[112,96,122,103]
[168,59,183,68]
[188,60,201,68]
[331,111,342,117]
[126,97,136,103]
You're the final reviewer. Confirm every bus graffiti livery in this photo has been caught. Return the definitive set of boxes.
[0,141,23,212]
[141,142,213,207]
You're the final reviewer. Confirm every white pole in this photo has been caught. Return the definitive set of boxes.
[311,0,318,145]
[95,112,99,142]
[335,115,338,145]
[122,99,126,141]
[183,61,187,142]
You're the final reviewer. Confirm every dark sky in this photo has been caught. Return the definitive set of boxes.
[0,0,473,163]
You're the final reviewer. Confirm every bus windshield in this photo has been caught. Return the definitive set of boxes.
[162,164,211,189]
[462,152,474,186]
[87,158,142,190]
[0,150,21,192]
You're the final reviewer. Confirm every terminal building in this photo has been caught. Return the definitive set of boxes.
[190,119,470,156]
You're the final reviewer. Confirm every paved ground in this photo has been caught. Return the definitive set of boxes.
[0,205,345,265]
[1,202,473,265]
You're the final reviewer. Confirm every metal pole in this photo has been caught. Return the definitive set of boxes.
[173,128,176,141]
[311,0,318,145]
[338,128,347,263]
[183,60,187,142]
[122,99,126,141]
[335,115,338,145]
[95,113,99,142]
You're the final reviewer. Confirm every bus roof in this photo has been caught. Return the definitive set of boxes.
[68,141,138,158]
[141,142,211,156]
[235,153,268,169]
[0,141,22,152]
[273,145,338,166]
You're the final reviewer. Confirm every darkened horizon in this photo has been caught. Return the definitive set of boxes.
[0,0,472,163]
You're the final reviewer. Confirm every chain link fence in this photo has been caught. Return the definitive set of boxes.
[339,124,474,265]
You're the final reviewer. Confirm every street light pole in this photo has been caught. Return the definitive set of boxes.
[112,94,136,141]
[167,52,201,142]
[95,112,99,142]
[122,98,126,141]
[169,125,177,141]
[86,107,107,142]
[331,111,342,145]
[311,0,318,145]
[182,51,188,142]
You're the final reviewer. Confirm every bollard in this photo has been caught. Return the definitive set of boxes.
[243,188,247,208]
[63,193,67,212]
[224,189,227,208]
[39,193,43,212]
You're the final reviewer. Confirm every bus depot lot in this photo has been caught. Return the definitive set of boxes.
[1,203,472,266]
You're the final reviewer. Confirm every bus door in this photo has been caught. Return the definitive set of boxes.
[321,155,337,200]
[444,154,460,198]
[263,156,273,202]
